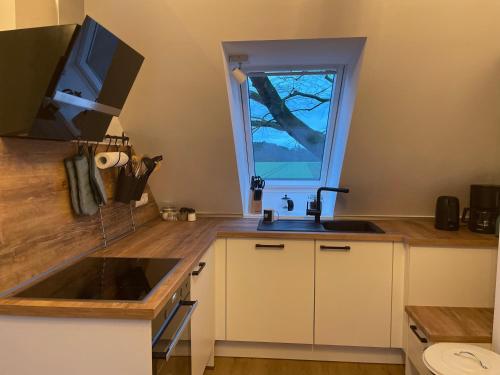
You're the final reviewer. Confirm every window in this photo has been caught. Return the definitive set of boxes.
[242,68,343,188]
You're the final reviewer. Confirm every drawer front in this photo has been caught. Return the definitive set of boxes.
[407,321,432,375]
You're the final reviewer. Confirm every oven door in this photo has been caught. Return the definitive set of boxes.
[152,300,197,375]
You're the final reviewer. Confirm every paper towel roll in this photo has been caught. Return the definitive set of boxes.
[95,152,129,169]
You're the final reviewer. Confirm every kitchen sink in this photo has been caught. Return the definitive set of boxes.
[321,220,385,233]
[257,219,385,233]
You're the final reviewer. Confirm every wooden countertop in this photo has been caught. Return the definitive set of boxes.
[0,219,221,320]
[405,306,494,343]
[217,217,499,248]
[0,217,497,320]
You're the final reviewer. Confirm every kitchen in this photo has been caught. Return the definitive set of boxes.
[1,1,500,375]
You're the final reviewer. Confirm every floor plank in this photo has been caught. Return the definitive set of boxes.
[204,357,404,375]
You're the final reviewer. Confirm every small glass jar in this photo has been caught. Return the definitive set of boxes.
[161,207,178,221]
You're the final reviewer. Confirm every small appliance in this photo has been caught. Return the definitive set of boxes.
[434,196,460,231]
[462,184,500,234]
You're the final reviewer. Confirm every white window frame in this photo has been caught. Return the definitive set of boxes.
[240,65,345,191]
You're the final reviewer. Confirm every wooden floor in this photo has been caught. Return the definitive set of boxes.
[204,357,404,375]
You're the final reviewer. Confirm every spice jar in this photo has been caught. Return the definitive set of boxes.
[161,207,178,221]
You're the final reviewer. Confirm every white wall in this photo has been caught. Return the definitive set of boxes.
[58,0,84,25]
[0,0,16,30]
[7,0,84,29]
[15,0,58,28]
[84,0,500,215]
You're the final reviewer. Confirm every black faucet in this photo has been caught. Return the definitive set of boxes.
[306,186,350,223]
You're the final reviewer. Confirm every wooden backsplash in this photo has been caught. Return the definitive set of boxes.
[0,137,159,295]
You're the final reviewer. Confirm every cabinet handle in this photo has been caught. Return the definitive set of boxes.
[255,244,285,249]
[320,245,351,251]
[410,325,428,343]
[191,262,206,276]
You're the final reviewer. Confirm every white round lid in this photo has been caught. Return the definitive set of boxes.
[423,343,500,375]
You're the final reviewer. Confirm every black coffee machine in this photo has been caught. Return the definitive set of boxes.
[462,184,500,234]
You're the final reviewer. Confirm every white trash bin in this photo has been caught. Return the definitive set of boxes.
[423,343,500,374]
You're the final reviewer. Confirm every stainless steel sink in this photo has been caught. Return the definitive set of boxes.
[257,219,385,233]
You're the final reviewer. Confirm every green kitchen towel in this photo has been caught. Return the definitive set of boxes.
[64,157,81,216]
[73,155,99,216]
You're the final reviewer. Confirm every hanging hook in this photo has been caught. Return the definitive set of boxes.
[106,136,112,152]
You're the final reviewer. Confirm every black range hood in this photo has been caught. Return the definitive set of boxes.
[0,16,144,142]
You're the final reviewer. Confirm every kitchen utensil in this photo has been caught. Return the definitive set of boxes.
[262,209,278,223]
[423,343,500,374]
[435,196,459,231]
[281,195,294,211]
[462,185,500,233]
[249,176,265,214]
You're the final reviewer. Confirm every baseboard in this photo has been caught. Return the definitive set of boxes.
[214,341,405,364]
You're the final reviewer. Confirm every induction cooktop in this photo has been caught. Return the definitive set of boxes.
[14,257,181,301]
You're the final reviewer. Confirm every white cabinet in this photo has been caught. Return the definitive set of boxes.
[226,238,315,344]
[405,319,432,375]
[407,246,497,307]
[191,245,215,375]
[404,318,492,375]
[315,241,393,347]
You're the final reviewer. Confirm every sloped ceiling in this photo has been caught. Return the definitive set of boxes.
[85,0,500,216]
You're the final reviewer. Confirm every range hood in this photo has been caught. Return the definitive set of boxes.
[0,16,144,142]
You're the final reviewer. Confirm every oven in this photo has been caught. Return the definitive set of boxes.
[151,277,197,375]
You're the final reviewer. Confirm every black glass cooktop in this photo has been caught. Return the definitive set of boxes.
[14,257,180,301]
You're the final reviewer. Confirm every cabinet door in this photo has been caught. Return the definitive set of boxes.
[191,245,215,375]
[315,241,393,347]
[226,238,314,344]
